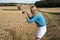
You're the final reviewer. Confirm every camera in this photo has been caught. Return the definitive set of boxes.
[22,11,26,14]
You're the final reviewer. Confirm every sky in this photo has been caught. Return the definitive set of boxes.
[0,0,41,3]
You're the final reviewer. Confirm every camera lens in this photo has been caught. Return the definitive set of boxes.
[22,12,24,13]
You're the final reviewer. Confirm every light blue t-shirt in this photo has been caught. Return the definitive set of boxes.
[27,12,46,27]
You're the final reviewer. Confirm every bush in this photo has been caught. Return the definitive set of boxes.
[35,1,48,8]
[35,0,60,8]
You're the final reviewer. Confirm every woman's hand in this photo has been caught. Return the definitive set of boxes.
[22,11,28,20]
[22,11,27,16]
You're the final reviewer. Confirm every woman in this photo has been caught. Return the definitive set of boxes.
[22,6,47,40]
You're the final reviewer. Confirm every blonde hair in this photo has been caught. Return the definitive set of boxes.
[30,6,38,15]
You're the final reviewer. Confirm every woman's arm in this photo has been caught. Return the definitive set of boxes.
[25,13,28,20]
[22,11,39,23]
[27,15,39,23]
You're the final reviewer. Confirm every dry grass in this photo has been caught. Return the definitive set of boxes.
[39,8,60,13]
[0,5,37,40]
[0,5,60,40]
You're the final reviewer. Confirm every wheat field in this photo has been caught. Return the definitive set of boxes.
[0,5,60,40]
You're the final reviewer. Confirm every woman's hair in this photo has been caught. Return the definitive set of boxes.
[30,6,35,9]
[30,6,35,13]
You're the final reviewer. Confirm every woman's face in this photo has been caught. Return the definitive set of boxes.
[30,7,37,15]
[31,7,36,14]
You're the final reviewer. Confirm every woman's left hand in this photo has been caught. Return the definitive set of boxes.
[22,11,28,20]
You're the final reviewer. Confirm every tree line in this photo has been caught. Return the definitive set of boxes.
[0,3,18,6]
[35,0,60,8]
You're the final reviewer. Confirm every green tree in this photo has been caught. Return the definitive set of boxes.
[35,0,60,7]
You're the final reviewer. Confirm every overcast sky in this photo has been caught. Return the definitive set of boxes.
[0,0,41,3]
